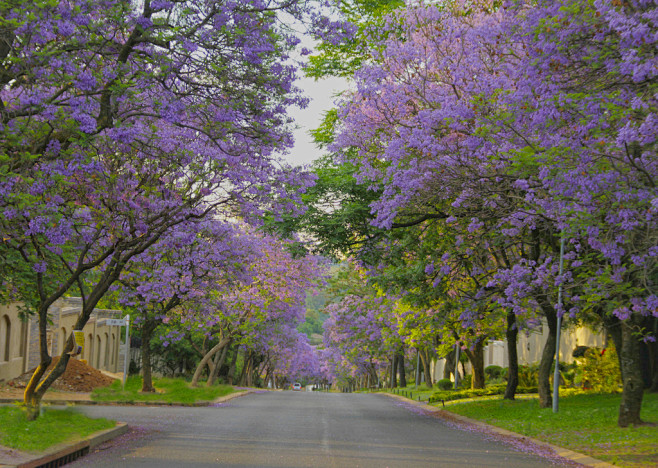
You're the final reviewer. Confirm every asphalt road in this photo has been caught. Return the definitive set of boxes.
[68,391,578,468]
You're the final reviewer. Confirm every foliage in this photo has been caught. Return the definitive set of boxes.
[577,347,623,393]
[0,407,114,452]
[319,0,658,423]
[149,328,199,378]
[299,293,329,342]
[459,374,472,389]
[298,309,326,338]
[429,385,538,403]
[307,0,405,79]
[90,376,234,404]
[485,365,504,381]
[1,0,334,416]
[437,379,453,391]
[320,261,400,385]
[518,365,539,388]
[444,393,658,468]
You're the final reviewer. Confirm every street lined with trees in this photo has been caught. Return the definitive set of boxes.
[282,0,658,429]
[1,0,656,437]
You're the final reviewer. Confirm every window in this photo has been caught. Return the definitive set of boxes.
[104,333,109,367]
[1,315,11,362]
[96,335,101,368]
[19,319,27,358]
[87,333,93,362]
[110,334,116,365]
[60,328,67,355]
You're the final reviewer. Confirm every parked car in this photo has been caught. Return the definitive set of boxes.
[292,383,302,391]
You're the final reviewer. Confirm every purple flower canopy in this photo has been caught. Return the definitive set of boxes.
[331,0,657,321]
[319,0,657,389]
[0,0,353,399]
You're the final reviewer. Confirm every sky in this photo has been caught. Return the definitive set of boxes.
[283,76,349,167]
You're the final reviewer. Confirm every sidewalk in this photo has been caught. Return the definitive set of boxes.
[0,389,256,467]
[382,393,616,468]
[0,388,92,404]
[0,424,128,468]
[0,388,253,406]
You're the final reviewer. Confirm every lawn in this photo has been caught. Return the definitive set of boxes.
[91,376,235,404]
[439,391,658,468]
[384,384,436,402]
[0,406,115,452]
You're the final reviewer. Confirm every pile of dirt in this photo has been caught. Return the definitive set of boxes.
[7,357,117,393]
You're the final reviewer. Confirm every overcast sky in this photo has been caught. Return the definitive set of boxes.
[282,75,349,167]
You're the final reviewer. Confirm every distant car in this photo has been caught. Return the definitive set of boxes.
[292,383,302,391]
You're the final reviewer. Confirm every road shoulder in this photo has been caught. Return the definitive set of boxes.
[381,392,615,468]
[0,387,258,467]
[0,423,128,468]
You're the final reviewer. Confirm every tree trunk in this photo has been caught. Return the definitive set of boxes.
[239,350,252,386]
[391,356,397,388]
[141,319,158,393]
[504,310,519,400]
[649,333,658,392]
[640,316,656,392]
[398,350,407,388]
[23,304,57,420]
[208,339,232,386]
[538,300,558,408]
[265,364,274,389]
[618,317,645,427]
[227,345,240,385]
[368,364,378,389]
[464,340,485,389]
[443,349,455,380]
[249,354,262,387]
[22,227,174,419]
[190,336,232,387]
[420,348,433,388]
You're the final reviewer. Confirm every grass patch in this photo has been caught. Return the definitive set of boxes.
[91,376,234,404]
[0,406,115,452]
[429,384,539,403]
[382,385,436,402]
[440,392,658,468]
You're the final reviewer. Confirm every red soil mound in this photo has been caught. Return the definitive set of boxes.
[8,357,117,393]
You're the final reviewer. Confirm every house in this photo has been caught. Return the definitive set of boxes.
[432,320,605,381]
[0,297,124,383]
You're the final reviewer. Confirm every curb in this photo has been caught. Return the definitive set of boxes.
[0,389,257,467]
[0,397,92,406]
[0,389,256,408]
[211,389,254,404]
[381,393,615,468]
[0,423,128,468]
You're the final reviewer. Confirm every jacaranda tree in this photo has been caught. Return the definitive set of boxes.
[0,0,341,419]
[329,0,656,426]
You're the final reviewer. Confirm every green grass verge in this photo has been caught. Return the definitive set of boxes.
[384,385,436,402]
[91,376,235,404]
[0,406,115,452]
[439,392,658,468]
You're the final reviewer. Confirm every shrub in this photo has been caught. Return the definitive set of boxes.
[577,346,622,392]
[437,378,453,390]
[428,384,538,404]
[558,362,578,388]
[518,364,538,387]
[485,365,503,380]
[459,374,472,389]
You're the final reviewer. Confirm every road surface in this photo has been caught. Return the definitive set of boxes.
[68,391,578,467]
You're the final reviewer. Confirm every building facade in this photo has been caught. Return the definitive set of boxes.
[0,297,124,383]
[432,321,605,382]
